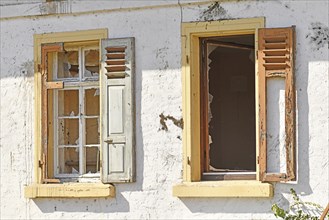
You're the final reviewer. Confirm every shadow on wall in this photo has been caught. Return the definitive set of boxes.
[180,197,275,214]
[33,192,130,213]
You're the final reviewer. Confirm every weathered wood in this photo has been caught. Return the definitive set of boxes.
[258,27,296,182]
[258,28,267,181]
[101,38,135,183]
[285,27,296,181]
[41,43,63,183]
[264,173,286,182]
[265,71,286,78]
[45,81,64,89]
[200,39,209,173]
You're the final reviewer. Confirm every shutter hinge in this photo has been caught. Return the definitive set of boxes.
[186,55,189,64]
[187,156,191,165]
[38,159,44,167]
[257,156,259,164]
[256,51,258,59]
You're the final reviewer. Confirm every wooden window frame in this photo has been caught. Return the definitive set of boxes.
[181,18,266,182]
[33,29,108,184]
[52,44,100,179]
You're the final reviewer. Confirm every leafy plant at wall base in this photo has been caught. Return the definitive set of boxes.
[271,188,328,220]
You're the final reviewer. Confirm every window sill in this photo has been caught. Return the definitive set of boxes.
[172,180,273,198]
[24,183,115,198]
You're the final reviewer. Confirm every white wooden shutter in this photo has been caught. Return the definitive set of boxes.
[101,38,135,183]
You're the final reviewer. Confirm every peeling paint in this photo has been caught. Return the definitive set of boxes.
[39,1,72,15]
[198,2,229,21]
[159,113,183,131]
[306,22,329,50]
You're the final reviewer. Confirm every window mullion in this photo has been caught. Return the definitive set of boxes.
[54,89,59,176]
[79,47,85,175]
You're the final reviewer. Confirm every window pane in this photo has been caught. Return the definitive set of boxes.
[85,88,99,116]
[58,147,79,174]
[57,50,79,78]
[58,90,79,117]
[86,118,100,145]
[84,49,99,78]
[58,119,79,145]
[84,146,100,173]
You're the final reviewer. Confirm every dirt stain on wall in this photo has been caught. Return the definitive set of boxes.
[306,22,329,50]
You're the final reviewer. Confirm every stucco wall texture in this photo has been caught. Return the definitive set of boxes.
[0,0,328,219]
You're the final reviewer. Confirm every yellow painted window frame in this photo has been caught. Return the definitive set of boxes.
[174,17,273,197]
[25,29,115,198]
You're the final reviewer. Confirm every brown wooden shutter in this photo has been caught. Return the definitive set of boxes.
[258,27,296,182]
[40,43,64,183]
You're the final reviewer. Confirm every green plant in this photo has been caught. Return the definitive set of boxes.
[271,188,328,220]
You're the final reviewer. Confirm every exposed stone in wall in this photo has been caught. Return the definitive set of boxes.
[159,113,183,131]
[198,2,230,21]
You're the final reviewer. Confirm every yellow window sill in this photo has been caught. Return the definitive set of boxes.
[172,180,273,198]
[24,183,115,198]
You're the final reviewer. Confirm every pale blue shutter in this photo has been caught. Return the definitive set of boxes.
[101,38,135,183]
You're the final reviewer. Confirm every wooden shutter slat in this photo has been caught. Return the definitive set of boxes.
[263,56,288,62]
[263,42,287,49]
[105,72,126,78]
[101,38,135,183]
[105,47,126,52]
[258,27,296,182]
[106,59,126,65]
[265,71,286,78]
[105,65,126,72]
[263,35,287,42]
[106,53,125,59]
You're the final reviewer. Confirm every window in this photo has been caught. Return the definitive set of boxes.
[173,18,296,197]
[200,35,257,181]
[25,29,135,198]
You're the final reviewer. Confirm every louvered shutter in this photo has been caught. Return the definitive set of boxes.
[258,27,296,182]
[101,38,135,183]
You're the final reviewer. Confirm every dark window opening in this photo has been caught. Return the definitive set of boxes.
[200,34,256,180]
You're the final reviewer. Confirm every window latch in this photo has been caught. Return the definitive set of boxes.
[105,138,113,144]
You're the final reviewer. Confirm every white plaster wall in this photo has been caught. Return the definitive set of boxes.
[0,1,328,219]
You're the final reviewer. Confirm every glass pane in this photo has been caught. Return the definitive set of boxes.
[85,88,100,116]
[57,50,79,78]
[58,90,79,117]
[58,147,79,174]
[84,49,99,78]
[86,118,100,145]
[58,119,79,145]
[85,147,100,173]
